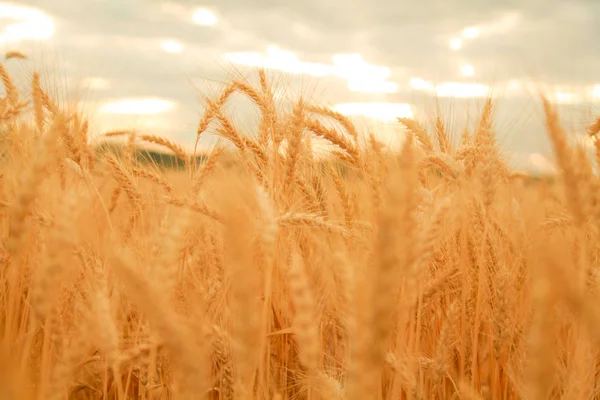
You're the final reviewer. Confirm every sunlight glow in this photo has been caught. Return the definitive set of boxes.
[333,102,413,122]
[0,3,54,43]
[192,8,217,25]
[160,39,183,53]
[332,53,390,81]
[529,83,600,104]
[225,46,397,94]
[460,64,475,77]
[85,77,110,90]
[99,98,175,115]
[435,82,489,98]
[449,37,463,51]
[462,27,480,39]
[450,11,521,50]
[507,80,522,92]
[553,91,576,104]
[347,79,398,93]
[409,78,435,91]
[409,77,489,98]
[225,47,330,76]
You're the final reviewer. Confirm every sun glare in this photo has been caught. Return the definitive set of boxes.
[99,98,175,115]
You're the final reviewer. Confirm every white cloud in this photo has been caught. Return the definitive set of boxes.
[160,39,183,53]
[409,78,489,98]
[333,102,413,122]
[409,77,434,91]
[192,8,218,25]
[435,82,489,98]
[225,45,398,94]
[347,79,397,93]
[0,3,54,43]
[449,11,522,51]
[462,26,480,39]
[99,98,175,115]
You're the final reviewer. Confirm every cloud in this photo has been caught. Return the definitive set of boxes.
[7,0,600,155]
[99,98,175,115]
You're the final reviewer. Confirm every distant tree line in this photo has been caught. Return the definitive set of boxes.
[92,142,555,186]
[94,142,206,170]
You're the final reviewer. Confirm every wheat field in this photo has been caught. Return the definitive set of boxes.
[0,63,600,400]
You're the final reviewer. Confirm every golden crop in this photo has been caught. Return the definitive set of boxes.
[0,64,598,400]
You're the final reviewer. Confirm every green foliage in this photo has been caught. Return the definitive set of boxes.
[94,142,207,169]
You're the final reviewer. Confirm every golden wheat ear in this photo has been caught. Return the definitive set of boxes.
[5,63,600,399]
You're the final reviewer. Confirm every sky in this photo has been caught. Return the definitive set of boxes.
[1,0,599,172]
